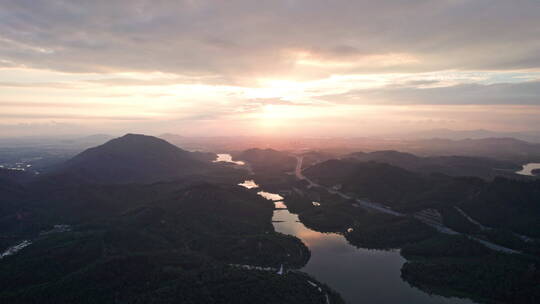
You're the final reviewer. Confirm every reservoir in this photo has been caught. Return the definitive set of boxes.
[516,163,540,176]
[213,153,245,165]
[241,180,476,304]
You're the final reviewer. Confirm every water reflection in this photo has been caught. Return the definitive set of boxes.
[516,163,540,176]
[238,180,259,189]
[257,191,284,201]
[0,240,32,259]
[239,180,475,304]
[273,208,475,304]
[213,153,245,165]
[274,201,287,209]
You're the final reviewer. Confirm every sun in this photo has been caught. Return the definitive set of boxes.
[253,104,289,131]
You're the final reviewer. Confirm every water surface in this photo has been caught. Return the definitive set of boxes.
[241,181,476,304]
[516,163,540,176]
[273,209,475,304]
[238,180,259,189]
[257,191,284,201]
[213,153,245,165]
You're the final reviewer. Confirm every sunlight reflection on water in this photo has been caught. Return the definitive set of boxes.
[238,180,259,189]
[257,191,284,201]
[516,163,540,176]
[213,153,245,165]
[238,178,475,304]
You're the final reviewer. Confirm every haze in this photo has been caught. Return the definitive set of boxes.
[1,0,540,137]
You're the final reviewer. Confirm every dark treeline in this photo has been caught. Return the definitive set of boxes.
[0,182,341,303]
[304,159,540,238]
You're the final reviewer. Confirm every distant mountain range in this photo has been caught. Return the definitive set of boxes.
[346,150,520,179]
[0,134,114,149]
[160,133,540,162]
[3,131,540,164]
[399,129,540,143]
[403,137,540,162]
[232,148,297,174]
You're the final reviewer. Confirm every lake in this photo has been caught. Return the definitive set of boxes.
[516,163,540,176]
[241,180,476,304]
[213,153,245,165]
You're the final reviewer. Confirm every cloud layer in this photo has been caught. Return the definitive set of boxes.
[0,1,539,136]
[2,1,540,80]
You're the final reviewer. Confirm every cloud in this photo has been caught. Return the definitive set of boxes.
[319,80,540,105]
[1,1,540,137]
[0,112,152,121]
[0,81,79,89]
[0,0,539,83]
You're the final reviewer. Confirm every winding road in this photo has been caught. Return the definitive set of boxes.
[295,156,403,216]
[294,156,522,255]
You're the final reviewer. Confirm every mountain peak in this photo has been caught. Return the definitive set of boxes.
[113,133,176,144]
[57,134,210,184]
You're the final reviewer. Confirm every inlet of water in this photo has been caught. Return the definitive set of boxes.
[240,180,476,304]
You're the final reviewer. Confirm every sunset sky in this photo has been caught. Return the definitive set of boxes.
[1,0,540,137]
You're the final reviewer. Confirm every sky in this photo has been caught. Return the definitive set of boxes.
[1,0,540,137]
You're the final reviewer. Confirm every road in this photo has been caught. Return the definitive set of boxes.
[455,206,534,243]
[294,156,521,255]
[295,156,403,216]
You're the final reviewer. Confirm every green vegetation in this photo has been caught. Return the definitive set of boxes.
[52,133,222,184]
[299,206,356,233]
[438,206,480,234]
[297,157,540,302]
[305,159,540,242]
[459,177,540,238]
[347,150,520,179]
[345,214,436,249]
[401,235,490,258]
[233,148,297,175]
[3,136,540,304]
[0,182,340,303]
[1,248,341,304]
[282,191,314,214]
[400,235,540,303]
[283,184,435,249]
[479,229,540,256]
[283,189,367,233]
[402,250,540,303]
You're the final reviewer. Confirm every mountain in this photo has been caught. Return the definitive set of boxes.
[300,151,336,168]
[233,148,296,174]
[304,159,540,238]
[400,129,540,143]
[304,159,431,208]
[54,134,217,184]
[400,128,540,142]
[0,134,113,149]
[459,177,540,237]
[407,137,540,162]
[0,183,338,304]
[346,150,520,179]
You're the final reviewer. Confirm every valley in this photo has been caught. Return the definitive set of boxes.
[1,135,540,303]
[238,176,475,304]
[3,3,540,303]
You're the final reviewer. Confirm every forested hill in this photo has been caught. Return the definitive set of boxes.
[304,159,540,237]
[48,134,216,184]
[346,150,520,179]
[0,182,340,304]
